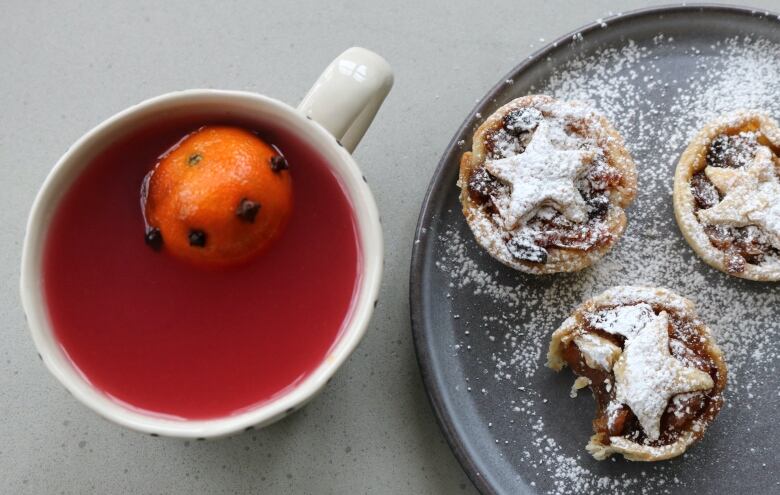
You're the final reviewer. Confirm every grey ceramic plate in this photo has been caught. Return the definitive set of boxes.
[410,5,780,495]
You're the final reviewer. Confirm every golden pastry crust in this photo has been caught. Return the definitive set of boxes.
[547,287,727,462]
[458,95,637,275]
[673,111,780,281]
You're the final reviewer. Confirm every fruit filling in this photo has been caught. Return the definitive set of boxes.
[557,304,724,448]
[690,130,780,273]
[466,107,624,264]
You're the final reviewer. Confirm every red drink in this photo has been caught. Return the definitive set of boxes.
[43,119,360,419]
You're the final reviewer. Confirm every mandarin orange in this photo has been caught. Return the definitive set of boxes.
[143,126,293,266]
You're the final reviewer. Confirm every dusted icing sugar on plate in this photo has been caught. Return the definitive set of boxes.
[415,10,780,495]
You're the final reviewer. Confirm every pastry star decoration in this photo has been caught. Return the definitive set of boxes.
[698,146,780,249]
[613,311,714,442]
[484,121,594,230]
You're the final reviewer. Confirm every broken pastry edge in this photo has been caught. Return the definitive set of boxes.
[547,286,728,462]
[586,430,694,462]
[673,109,780,281]
[570,376,592,398]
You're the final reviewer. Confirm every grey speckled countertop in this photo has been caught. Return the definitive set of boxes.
[1,1,776,493]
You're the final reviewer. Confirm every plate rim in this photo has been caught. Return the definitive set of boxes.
[408,4,780,494]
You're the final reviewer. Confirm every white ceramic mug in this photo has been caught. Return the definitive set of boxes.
[20,47,392,438]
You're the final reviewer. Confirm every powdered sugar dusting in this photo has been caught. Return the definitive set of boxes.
[486,119,594,228]
[586,303,655,339]
[463,95,628,273]
[430,32,780,494]
[613,311,715,442]
[698,147,780,249]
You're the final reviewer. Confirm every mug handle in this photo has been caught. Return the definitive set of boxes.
[298,47,393,153]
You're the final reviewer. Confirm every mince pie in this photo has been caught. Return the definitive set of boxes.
[458,95,637,274]
[673,111,780,280]
[547,287,727,461]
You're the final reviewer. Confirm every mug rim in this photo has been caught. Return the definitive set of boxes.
[20,89,383,437]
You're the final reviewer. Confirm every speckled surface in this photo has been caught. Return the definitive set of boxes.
[1,1,776,493]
